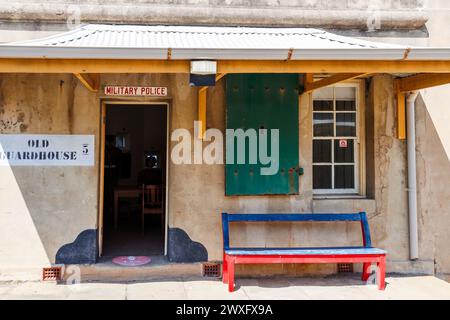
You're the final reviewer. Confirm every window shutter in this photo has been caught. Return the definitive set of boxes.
[225,74,299,195]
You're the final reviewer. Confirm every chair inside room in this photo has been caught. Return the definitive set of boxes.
[141,184,165,234]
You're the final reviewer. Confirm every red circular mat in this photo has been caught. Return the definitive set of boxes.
[112,256,151,266]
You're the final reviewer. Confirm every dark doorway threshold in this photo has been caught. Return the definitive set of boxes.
[102,211,164,258]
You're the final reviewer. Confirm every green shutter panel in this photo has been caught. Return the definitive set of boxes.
[225,74,299,195]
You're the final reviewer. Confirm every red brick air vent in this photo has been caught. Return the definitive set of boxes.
[337,263,354,273]
[202,263,221,278]
[42,267,62,281]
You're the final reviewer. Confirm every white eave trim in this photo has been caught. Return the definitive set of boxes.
[0,46,449,61]
[406,48,450,60]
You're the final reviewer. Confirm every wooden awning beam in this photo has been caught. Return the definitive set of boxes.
[395,73,450,140]
[3,59,450,73]
[303,73,366,93]
[395,73,450,92]
[394,72,450,141]
[73,73,99,92]
[221,61,450,74]
[215,73,226,82]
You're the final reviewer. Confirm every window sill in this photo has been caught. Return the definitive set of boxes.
[312,197,376,214]
[313,194,367,200]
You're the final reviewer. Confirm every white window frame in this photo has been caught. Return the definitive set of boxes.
[311,80,366,196]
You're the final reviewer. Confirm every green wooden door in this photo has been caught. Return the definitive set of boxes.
[226,74,299,195]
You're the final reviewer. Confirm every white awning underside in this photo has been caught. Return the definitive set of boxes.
[1,24,450,60]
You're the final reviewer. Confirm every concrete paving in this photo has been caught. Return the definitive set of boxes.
[0,275,450,300]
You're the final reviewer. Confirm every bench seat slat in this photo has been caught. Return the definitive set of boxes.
[226,213,363,222]
[225,247,386,256]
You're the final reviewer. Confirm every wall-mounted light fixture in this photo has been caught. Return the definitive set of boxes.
[190,60,217,86]
[190,60,217,75]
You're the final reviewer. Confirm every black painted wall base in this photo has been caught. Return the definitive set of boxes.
[168,228,208,263]
[55,229,98,264]
[55,228,207,264]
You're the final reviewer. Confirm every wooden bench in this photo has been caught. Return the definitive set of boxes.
[221,212,387,292]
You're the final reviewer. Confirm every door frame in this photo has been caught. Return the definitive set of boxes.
[98,100,170,257]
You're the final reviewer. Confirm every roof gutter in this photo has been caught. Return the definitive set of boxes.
[406,91,420,260]
[0,46,450,61]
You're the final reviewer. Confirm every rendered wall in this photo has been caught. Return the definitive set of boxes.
[0,72,448,280]
[0,74,99,280]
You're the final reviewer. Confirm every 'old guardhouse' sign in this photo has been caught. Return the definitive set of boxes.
[0,135,95,166]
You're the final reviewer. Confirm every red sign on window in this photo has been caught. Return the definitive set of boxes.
[339,139,348,148]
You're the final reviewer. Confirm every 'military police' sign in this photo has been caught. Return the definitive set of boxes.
[0,134,94,166]
[104,86,167,96]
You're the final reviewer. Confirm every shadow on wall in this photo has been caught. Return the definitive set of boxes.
[0,157,99,268]
[415,94,450,275]
[0,74,99,273]
[0,161,51,275]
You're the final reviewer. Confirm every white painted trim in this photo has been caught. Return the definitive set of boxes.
[3,46,450,61]
[311,80,365,196]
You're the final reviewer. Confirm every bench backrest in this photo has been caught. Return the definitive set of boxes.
[221,212,372,250]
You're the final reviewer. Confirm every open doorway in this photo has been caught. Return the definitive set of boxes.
[101,103,168,260]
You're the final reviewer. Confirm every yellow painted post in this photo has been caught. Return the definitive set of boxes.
[198,86,208,139]
[197,74,226,140]
[397,90,406,140]
[305,73,314,87]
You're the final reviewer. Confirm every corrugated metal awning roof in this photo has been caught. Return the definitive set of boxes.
[1,24,450,61]
[13,25,397,49]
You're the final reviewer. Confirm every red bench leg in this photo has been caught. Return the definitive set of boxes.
[222,253,228,284]
[361,262,372,281]
[227,256,235,292]
[377,256,386,290]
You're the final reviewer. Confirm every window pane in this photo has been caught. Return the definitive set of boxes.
[336,113,356,137]
[313,100,333,111]
[334,139,354,163]
[335,87,356,111]
[335,87,355,100]
[313,165,332,189]
[336,100,356,111]
[334,165,355,189]
[313,86,333,100]
[313,139,332,163]
[313,113,333,137]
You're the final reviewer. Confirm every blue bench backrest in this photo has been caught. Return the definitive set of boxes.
[222,212,372,250]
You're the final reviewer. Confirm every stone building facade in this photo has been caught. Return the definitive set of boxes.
[0,0,449,282]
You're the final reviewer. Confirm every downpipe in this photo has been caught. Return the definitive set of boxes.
[406,91,419,261]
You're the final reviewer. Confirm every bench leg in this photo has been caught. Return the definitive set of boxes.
[227,256,235,292]
[222,253,228,284]
[361,262,372,281]
[377,256,386,290]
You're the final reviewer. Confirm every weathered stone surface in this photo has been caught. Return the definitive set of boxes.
[0,1,427,29]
